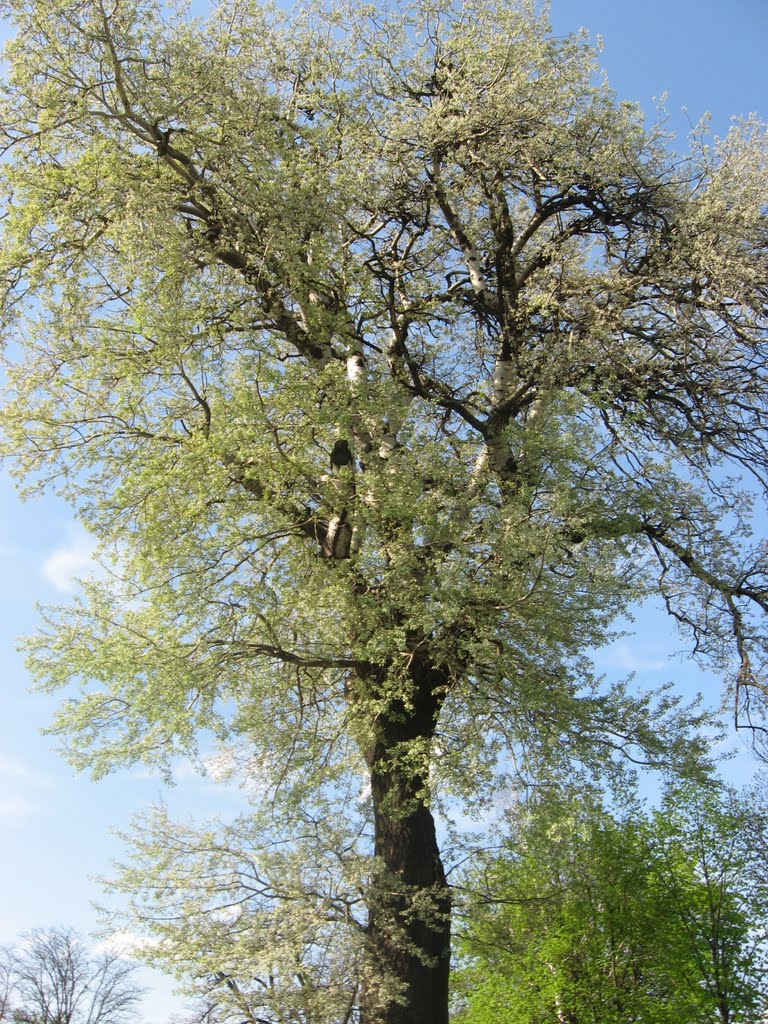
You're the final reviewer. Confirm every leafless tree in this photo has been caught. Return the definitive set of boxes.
[0,950,15,1024]
[0,928,142,1024]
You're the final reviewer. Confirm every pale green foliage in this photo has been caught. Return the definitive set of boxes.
[0,0,767,1017]
[455,784,768,1024]
[105,792,369,1024]
[0,0,723,785]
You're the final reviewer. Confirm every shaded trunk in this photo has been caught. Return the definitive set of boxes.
[360,659,451,1024]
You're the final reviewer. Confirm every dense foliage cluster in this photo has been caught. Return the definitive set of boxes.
[456,783,768,1023]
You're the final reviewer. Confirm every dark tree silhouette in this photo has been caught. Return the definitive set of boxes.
[0,929,142,1024]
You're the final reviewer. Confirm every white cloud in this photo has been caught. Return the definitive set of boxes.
[202,747,278,799]
[0,796,35,821]
[0,757,53,823]
[598,641,669,674]
[96,930,161,959]
[171,757,207,783]
[0,756,30,779]
[41,527,99,592]
[209,904,243,925]
[0,756,52,788]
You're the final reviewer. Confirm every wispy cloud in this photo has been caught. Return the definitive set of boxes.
[41,527,99,592]
[0,523,12,559]
[0,756,30,779]
[0,757,54,823]
[0,794,34,819]
[597,641,669,674]
[0,796,35,821]
[0,755,52,787]
[0,757,54,827]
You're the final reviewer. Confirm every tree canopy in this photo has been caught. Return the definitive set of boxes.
[455,783,768,1024]
[0,0,766,1021]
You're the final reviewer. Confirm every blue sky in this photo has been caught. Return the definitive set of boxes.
[0,1,766,1020]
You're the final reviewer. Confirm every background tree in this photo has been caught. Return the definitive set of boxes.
[103,796,368,1024]
[650,784,768,1023]
[0,0,766,1021]
[0,951,14,1024]
[455,784,768,1024]
[0,928,142,1024]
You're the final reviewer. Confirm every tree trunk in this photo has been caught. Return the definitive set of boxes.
[360,659,451,1024]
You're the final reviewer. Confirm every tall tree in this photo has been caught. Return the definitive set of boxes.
[0,928,142,1024]
[0,0,766,1020]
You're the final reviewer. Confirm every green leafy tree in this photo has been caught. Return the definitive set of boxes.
[455,786,768,1024]
[649,784,768,1023]
[0,0,767,1021]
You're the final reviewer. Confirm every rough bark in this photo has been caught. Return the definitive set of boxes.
[360,659,452,1024]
